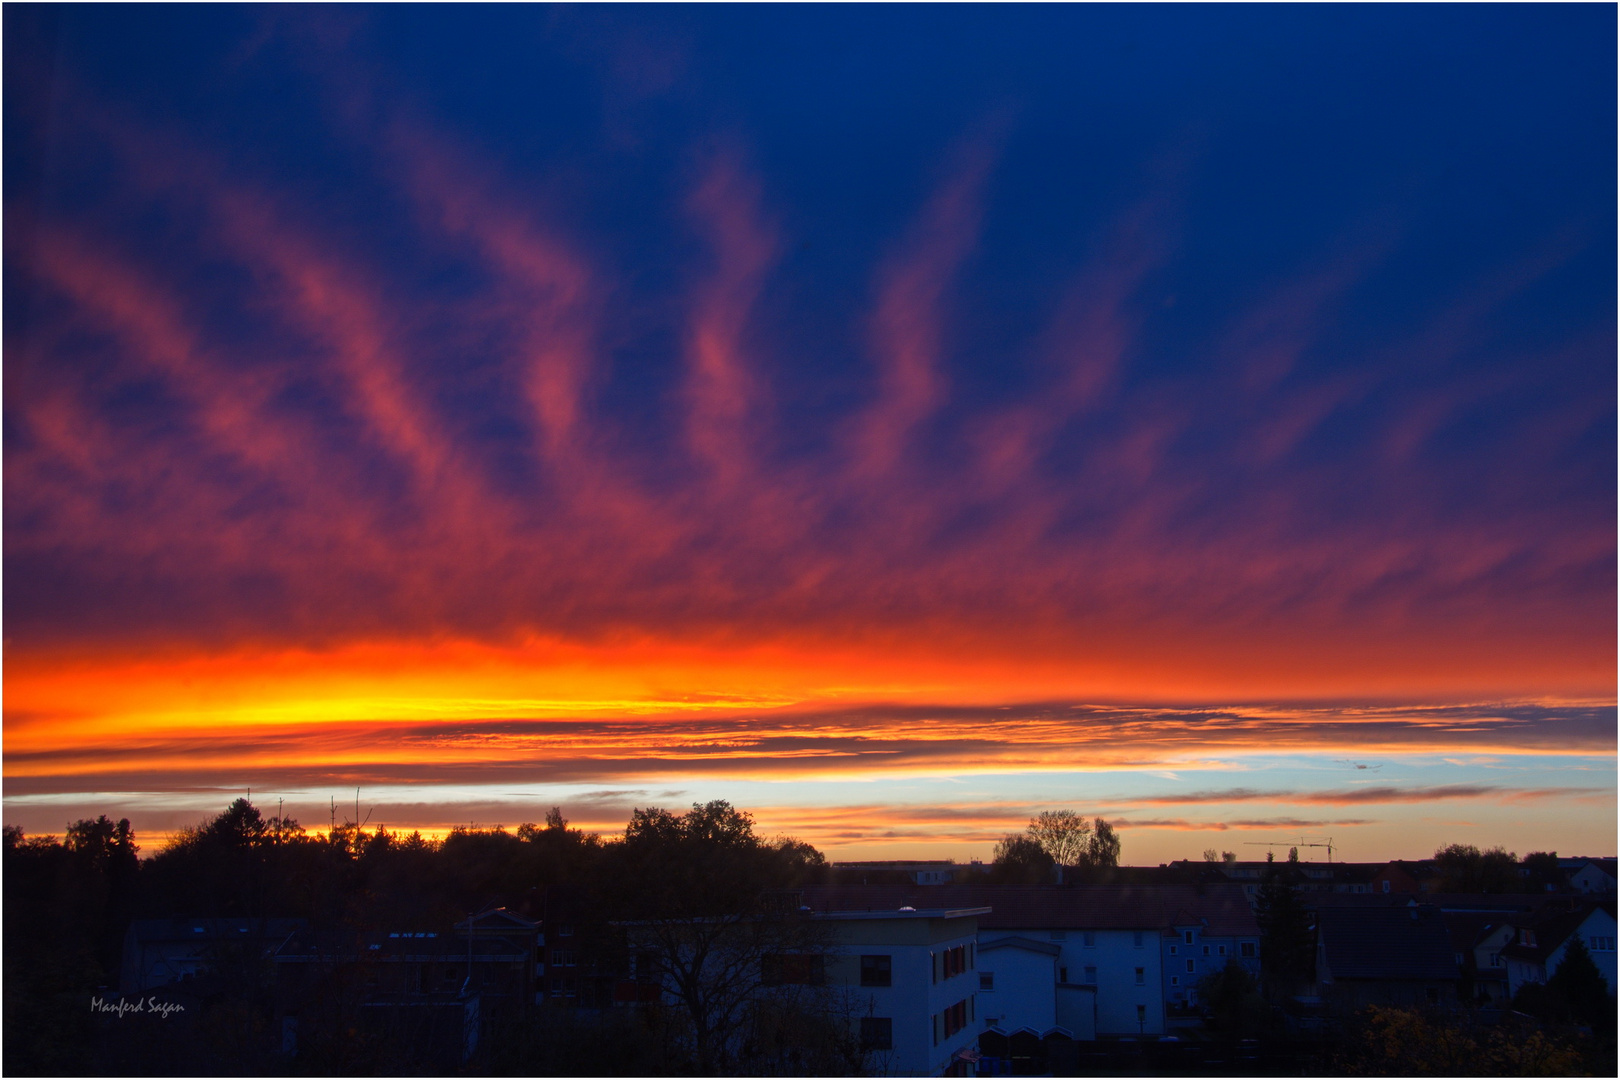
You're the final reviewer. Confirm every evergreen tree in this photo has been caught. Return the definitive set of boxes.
[1255,852,1313,997]
[1546,936,1616,1031]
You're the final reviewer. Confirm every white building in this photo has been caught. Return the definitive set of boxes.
[1566,860,1617,895]
[820,906,989,1077]
[976,936,1068,1036]
[804,883,1259,1042]
[1502,904,1617,997]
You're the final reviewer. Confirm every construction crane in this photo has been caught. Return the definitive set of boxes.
[1243,836,1335,862]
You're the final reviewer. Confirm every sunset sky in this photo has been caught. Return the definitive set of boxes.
[5,5,1614,863]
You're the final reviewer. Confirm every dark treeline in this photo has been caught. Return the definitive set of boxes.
[4,801,1615,1076]
[3,798,833,1075]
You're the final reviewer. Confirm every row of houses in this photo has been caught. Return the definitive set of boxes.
[119,880,1614,1076]
[835,855,1619,899]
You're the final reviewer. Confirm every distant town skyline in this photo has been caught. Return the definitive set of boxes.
[4,6,1614,863]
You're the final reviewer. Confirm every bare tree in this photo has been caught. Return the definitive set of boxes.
[613,802,836,1074]
[1025,810,1092,868]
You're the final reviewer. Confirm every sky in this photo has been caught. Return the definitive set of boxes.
[4,5,1614,863]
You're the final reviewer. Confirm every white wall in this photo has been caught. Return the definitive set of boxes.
[826,915,980,1077]
[1506,909,1617,998]
[1570,864,1615,894]
[976,940,1055,1034]
[1039,928,1163,1037]
[1055,983,1096,1040]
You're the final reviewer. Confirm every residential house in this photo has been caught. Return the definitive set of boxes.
[121,917,304,994]
[271,924,534,1066]
[819,906,990,1077]
[833,861,962,886]
[1162,900,1262,1026]
[1370,861,1435,895]
[1439,910,1515,1003]
[457,907,545,1005]
[536,884,630,1008]
[1565,859,1618,896]
[974,936,1069,1036]
[1501,903,1617,997]
[802,883,1258,1041]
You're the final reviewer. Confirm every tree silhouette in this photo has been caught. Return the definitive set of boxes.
[1432,843,1520,893]
[991,834,1056,884]
[1255,852,1312,998]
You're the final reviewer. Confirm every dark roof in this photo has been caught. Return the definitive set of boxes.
[1379,860,1438,880]
[455,907,538,934]
[1499,905,1605,965]
[1439,910,1513,958]
[1558,857,1617,871]
[800,883,1258,937]
[126,917,305,943]
[1316,905,1459,982]
[1420,893,1567,913]
[980,936,1062,957]
[1300,893,1412,910]
[274,929,530,963]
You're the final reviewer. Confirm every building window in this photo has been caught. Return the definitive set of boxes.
[980,972,994,991]
[1059,967,1068,983]
[942,999,970,1039]
[1137,1004,1146,1024]
[1202,945,1210,957]
[555,924,574,938]
[1186,959,1195,973]
[1083,932,1096,948]
[1170,945,1178,956]
[1171,976,1179,986]
[1382,880,1391,894]
[941,945,968,979]
[1240,942,1256,958]
[933,1014,939,1046]
[1184,931,1194,945]
[860,1017,893,1051]
[1135,967,1145,985]
[1084,965,1096,983]
[552,949,576,967]
[861,955,892,987]
[1218,945,1227,957]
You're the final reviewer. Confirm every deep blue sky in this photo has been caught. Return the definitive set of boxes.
[6,4,1614,650]
[3,3,1614,858]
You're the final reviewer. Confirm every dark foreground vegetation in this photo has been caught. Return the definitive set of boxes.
[4,800,1613,1076]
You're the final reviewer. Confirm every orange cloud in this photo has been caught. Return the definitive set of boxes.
[5,634,1611,796]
